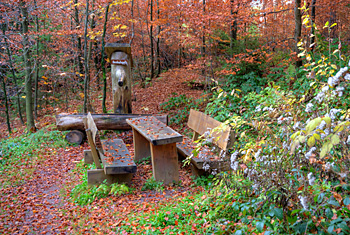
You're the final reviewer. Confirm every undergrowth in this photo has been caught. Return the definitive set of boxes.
[160,93,203,127]
[70,161,131,206]
[0,126,68,188]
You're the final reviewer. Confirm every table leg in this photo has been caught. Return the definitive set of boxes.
[132,128,151,161]
[150,142,179,185]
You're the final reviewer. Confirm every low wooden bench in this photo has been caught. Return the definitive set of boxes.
[83,113,136,185]
[177,109,235,176]
[126,116,183,185]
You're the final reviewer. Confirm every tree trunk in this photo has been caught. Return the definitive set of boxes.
[34,0,40,120]
[74,0,84,77]
[83,0,90,113]
[156,0,161,77]
[230,0,238,57]
[201,0,206,75]
[101,4,110,113]
[20,0,36,131]
[150,0,154,79]
[1,23,24,125]
[1,72,11,133]
[294,0,302,67]
[56,113,168,131]
[310,0,316,52]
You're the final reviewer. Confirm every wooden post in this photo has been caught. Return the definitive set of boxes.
[150,143,179,184]
[132,128,151,162]
[105,43,133,114]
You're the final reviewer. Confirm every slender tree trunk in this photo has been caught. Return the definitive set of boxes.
[20,0,35,131]
[230,0,238,57]
[201,0,206,75]
[150,0,154,79]
[1,72,11,133]
[83,0,90,113]
[74,0,84,78]
[34,0,40,120]
[88,0,95,82]
[129,0,135,44]
[294,0,302,67]
[2,24,24,125]
[156,0,161,77]
[310,0,316,51]
[137,0,147,83]
[101,4,110,113]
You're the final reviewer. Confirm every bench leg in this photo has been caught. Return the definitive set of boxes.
[191,164,209,177]
[87,169,133,185]
[84,150,93,164]
[132,128,151,162]
[150,143,179,185]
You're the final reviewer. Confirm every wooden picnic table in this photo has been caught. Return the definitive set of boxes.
[126,116,183,185]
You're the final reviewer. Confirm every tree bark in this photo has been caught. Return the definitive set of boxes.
[1,71,11,133]
[230,0,238,57]
[20,0,36,131]
[74,0,84,77]
[294,0,302,67]
[201,0,206,75]
[34,0,40,120]
[83,0,90,113]
[156,0,161,77]
[101,4,110,113]
[56,113,168,131]
[1,23,24,125]
[150,0,154,79]
[310,0,316,51]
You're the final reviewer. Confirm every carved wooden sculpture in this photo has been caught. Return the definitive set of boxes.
[105,43,133,114]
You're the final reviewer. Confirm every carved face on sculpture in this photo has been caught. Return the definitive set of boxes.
[111,51,129,92]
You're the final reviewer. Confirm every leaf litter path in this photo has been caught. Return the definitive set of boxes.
[0,68,206,234]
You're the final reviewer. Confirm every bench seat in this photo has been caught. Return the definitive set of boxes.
[176,109,234,175]
[83,112,136,185]
[101,139,137,174]
[177,137,229,172]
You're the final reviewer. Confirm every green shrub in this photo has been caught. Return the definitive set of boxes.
[160,93,202,127]
[141,177,164,192]
[70,161,131,205]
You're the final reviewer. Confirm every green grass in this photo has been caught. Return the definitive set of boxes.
[0,127,69,188]
[117,191,212,234]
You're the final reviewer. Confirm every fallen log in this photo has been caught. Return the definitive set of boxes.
[56,113,168,131]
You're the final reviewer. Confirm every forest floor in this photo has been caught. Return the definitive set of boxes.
[0,68,210,234]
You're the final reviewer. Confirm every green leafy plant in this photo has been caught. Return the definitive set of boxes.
[160,93,202,127]
[141,177,164,192]
[70,161,131,205]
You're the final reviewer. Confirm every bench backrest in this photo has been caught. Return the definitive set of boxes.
[83,112,102,169]
[187,109,233,151]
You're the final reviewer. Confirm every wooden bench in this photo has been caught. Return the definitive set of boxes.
[177,109,235,176]
[126,116,183,185]
[83,112,136,185]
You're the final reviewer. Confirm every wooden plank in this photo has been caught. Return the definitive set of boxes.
[101,139,137,174]
[176,137,229,171]
[150,142,179,185]
[126,116,182,145]
[86,112,98,146]
[105,43,133,67]
[56,113,168,131]
[87,169,133,185]
[85,129,102,169]
[84,150,93,164]
[187,109,233,150]
[132,128,151,162]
